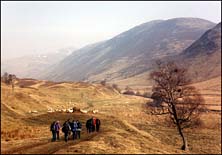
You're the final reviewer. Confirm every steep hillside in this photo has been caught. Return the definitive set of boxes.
[113,21,221,87]
[176,22,221,82]
[39,18,215,84]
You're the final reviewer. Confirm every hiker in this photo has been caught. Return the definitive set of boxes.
[86,119,89,133]
[71,120,78,140]
[50,121,56,142]
[86,118,92,133]
[96,118,101,132]
[92,117,97,132]
[86,117,96,133]
[89,118,94,133]
[67,119,72,136]
[76,120,82,139]
[62,120,71,142]
[55,121,61,140]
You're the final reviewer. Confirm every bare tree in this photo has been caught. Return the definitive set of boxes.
[9,74,17,91]
[100,79,106,86]
[149,61,205,150]
[2,73,16,91]
[2,72,9,84]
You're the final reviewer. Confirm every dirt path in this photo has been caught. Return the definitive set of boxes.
[2,132,100,154]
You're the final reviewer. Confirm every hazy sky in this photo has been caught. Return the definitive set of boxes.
[1,1,221,60]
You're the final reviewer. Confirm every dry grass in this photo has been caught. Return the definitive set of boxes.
[1,127,41,141]
[1,78,221,154]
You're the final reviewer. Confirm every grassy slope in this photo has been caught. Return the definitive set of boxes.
[191,76,221,110]
[1,78,221,154]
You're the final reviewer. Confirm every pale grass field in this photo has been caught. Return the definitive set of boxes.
[1,78,221,154]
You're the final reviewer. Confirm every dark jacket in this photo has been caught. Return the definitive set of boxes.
[62,122,71,133]
[96,119,100,126]
[50,121,56,131]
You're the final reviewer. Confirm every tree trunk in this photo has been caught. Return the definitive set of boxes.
[171,104,188,150]
[177,126,188,150]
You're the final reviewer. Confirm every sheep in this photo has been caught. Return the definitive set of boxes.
[31,110,38,113]
[92,109,99,114]
[66,109,73,113]
[80,109,88,114]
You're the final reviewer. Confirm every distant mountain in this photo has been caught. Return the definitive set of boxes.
[1,47,76,78]
[176,22,221,82]
[183,22,221,56]
[40,18,215,85]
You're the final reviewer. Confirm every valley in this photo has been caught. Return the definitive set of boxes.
[2,1,221,154]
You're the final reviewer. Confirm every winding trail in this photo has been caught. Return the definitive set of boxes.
[2,132,100,154]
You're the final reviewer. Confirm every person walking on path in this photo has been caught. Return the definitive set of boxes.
[96,119,101,132]
[93,117,97,132]
[50,121,56,142]
[71,120,78,140]
[62,120,71,142]
[76,120,82,139]
[55,121,61,140]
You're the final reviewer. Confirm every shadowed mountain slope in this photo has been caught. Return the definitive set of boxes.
[39,18,215,84]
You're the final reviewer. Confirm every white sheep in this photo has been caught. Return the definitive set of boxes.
[80,109,88,114]
[66,109,73,113]
[92,109,99,114]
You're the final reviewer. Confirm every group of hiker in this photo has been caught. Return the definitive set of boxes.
[50,117,101,142]
[86,117,101,133]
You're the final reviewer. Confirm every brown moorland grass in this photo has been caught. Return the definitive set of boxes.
[1,78,221,154]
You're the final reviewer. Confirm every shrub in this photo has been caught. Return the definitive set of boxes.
[100,80,106,86]
[112,84,121,93]
[123,90,135,95]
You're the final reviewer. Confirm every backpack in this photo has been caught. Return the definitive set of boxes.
[62,126,66,133]
[62,122,71,133]
[50,122,55,131]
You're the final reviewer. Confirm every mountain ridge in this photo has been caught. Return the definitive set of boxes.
[39,18,216,84]
[175,22,221,82]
